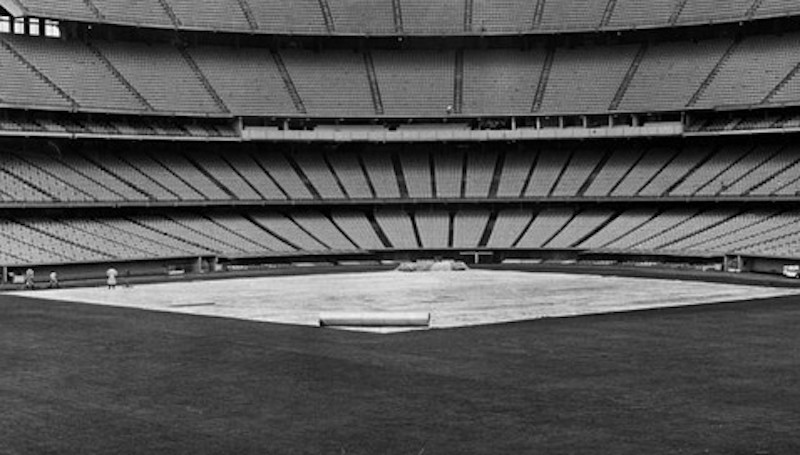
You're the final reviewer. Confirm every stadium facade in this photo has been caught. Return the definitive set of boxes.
[1,0,800,282]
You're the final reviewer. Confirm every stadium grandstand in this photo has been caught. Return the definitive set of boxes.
[0,0,800,283]
[6,2,800,454]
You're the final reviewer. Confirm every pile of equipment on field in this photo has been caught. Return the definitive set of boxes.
[395,259,469,272]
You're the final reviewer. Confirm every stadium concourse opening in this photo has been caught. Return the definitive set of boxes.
[3,0,800,452]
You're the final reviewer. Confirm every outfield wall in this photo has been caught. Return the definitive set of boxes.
[4,248,799,291]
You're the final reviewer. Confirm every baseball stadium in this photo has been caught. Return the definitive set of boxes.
[2,0,800,453]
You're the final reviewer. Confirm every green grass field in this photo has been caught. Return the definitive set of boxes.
[2,292,800,454]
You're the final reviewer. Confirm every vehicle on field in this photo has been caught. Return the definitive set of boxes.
[782,265,800,279]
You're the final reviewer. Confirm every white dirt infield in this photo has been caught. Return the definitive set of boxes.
[11,270,800,332]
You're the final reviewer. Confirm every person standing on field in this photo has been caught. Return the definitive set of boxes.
[106,267,118,290]
[24,268,35,290]
[49,271,59,289]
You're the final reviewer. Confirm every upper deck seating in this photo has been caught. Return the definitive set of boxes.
[90,0,173,28]
[189,46,296,116]
[606,0,677,29]
[282,49,374,116]
[10,0,800,36]
[537,0,608,32]
[400,0,465,34]
[94,41,221,114]
[246,0,327,34]
[620,39,730,112]
[2,36,145,112]
[327,0,395,34]
[0,38,71,109]
[1,34,800,116]
[463,49,544,115]
[166,0,250,31]
[472,0,537,33]
[676,0,752,26]
[697,34,800,108]
[541,44,638,114]
[372,50,455,117]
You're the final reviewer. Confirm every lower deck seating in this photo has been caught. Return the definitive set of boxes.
[327,152,373,198]
[250,213,324,251]
[1,143,800,204]
[399,148,434,198]
[452,210,490,248]
[515,208,575,248]
[330,212,386,249]
[486,210,532,247]
[291,212,357,250]
[3,207,800,266]
[525,149,569,197]
[374,210,419,249]
[414,211,450,248]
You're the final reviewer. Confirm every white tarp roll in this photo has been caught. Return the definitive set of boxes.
[319,312,431,327]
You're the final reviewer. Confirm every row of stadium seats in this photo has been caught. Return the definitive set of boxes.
[2,208,799,266]
[2,144,799,203]
[11,0,800,35]
[0,115,236,137]
[4,33,800,116]
[687,112,800,132]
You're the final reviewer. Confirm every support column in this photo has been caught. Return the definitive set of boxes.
[192,257,203,274]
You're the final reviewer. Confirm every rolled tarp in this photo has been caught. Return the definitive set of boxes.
[319,311,431,327]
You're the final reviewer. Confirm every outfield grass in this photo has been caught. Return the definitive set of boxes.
[2,293,800,454]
